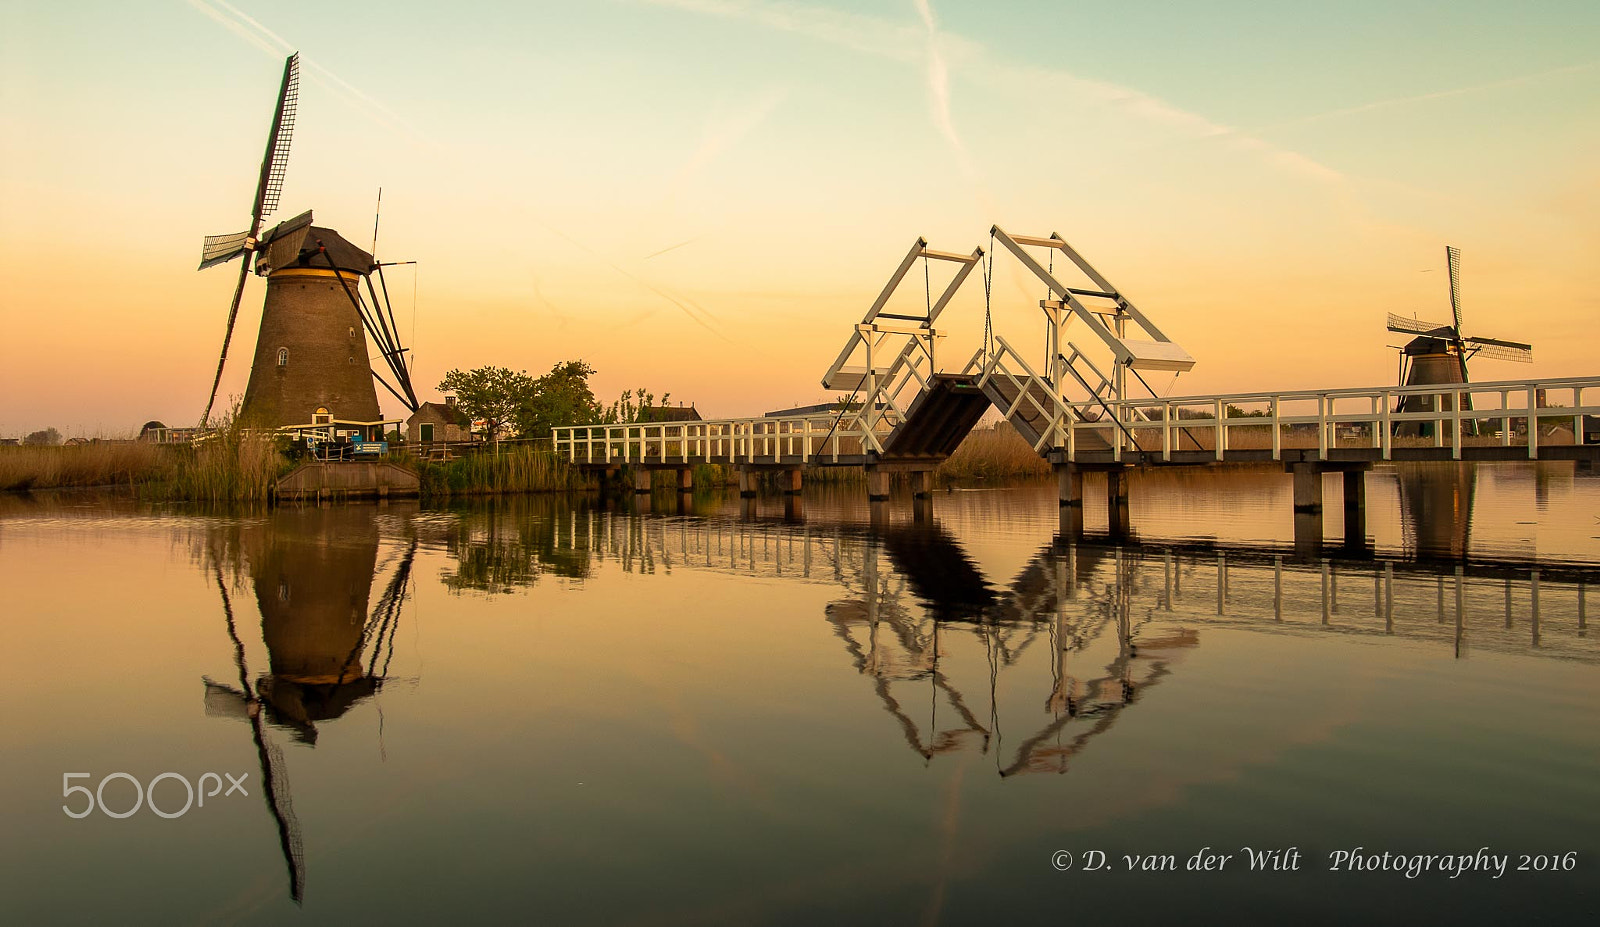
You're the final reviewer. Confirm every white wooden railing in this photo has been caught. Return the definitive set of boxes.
[551,411,894,465]
[1046,376,1600,462]
[554,376,1598,466]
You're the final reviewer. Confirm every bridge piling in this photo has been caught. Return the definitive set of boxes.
[1343,470,1368,549]
[678,468,694,491]
[867,467,890,502]
[737,467,757,498]
[1056,463,1083,509]
[782,468,804,495]
[1291,463,1323,512]
[1107,467,1131,536]
[632,468,652,494]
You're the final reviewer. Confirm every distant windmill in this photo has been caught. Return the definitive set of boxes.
[197,53,419,431]
[1386,246,1533,436]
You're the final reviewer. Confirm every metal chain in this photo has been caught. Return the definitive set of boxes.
[983,230,995,361]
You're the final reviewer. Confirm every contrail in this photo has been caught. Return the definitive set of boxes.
[1254,61,1600,132]
[643,237,702,260]
[186,0,431,145]
[542,225,733,342]
[913,0,971,173]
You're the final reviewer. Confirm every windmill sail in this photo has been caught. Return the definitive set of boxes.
[199,52,300,427]
[1446,245,1463,334]
[199,231,253,270]
[1386,312,1456,338]
[1463,336,1533,363]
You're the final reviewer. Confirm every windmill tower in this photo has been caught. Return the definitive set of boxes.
[197,54,418,432]
[1386,246,1533,437]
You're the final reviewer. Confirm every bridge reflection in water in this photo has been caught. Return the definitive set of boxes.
[447,497,1594,777]
[193,496,1594,904]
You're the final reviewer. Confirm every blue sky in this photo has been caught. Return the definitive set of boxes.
[2,0,1597,433]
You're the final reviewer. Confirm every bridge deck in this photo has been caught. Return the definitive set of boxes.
[553,375,1600,470]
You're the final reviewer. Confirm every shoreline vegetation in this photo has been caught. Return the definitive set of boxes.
[0,421,1054,502]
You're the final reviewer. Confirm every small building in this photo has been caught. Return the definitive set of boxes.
[637,404,702,423]
[406,400,473,445]
[138,421,202,444]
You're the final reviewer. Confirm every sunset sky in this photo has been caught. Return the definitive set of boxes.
[2,0,1597,436]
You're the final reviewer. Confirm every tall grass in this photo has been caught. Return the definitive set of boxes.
[156,427,288,503]
[936,423,1051,481]
[0,415,289,503]
[0,442,165,491]
[410,442,583,496]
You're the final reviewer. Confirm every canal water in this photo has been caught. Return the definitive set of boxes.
[2,462,1597,924]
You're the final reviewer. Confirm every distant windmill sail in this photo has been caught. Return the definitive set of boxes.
[1446,245,1463,334]
[1386,312,1455,339]
[1386,246,1535,438]
[198,53,300,428]
[1463,335,1533,364]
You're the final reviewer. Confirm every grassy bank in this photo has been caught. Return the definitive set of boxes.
[936,423,1051,481]
[0,421,1054,502]
[0,430,288,502]
[408,443,584,495]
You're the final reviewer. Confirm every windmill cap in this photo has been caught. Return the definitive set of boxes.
[255,212,374,276]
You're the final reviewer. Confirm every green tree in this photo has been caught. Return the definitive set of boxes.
[604,387,672,424]
[23,427,62,446]
[514,360,605,437]
[438,367,535,441]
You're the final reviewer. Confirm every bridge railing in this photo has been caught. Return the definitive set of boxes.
[1047,376,1600,462]
[552,411,895,466]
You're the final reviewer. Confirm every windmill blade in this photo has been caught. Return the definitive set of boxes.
[197,53,300,428]
[253,53,300,224]
[1446,246,1463,334]
[1386,312,1456,337]
[199,230,252,270]
[200,259,254,427]
[1464,337,1533,363]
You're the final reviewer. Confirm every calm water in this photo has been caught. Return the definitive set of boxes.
[2,462,1598,925]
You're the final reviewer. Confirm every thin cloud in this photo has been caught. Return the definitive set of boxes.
[678,87,790,181]
[541,224,733,342]
[642,0,1347,185]
[913,0,976,179]
[186,0,433,146]
[1254,61,1600,132]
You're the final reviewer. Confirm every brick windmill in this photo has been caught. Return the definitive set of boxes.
[1386,246,1533,437]
[197,53,419,433]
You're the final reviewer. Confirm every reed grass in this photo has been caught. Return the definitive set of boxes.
[410,442,583,496]
[935,423,1051,481]
[0,442,165,491]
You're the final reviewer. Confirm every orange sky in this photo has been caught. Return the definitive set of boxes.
[2,1,1597,436]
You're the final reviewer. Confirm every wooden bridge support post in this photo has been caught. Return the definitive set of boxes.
[1056,463,1083,507]
[782,468,804,495]
[1291,463,1323,512]
[1291,464,1324,560]
[1056,463,1084,536]
[737,467,758,498]
[632,467,652,494]
[784,493,804,522]
[1342,470,1368,551]
[677,468,694,491]
[908,470,933,523]
[1107,467,1131,537]
[867,467,890,502]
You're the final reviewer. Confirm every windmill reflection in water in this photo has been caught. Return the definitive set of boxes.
[198,508,416,903]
